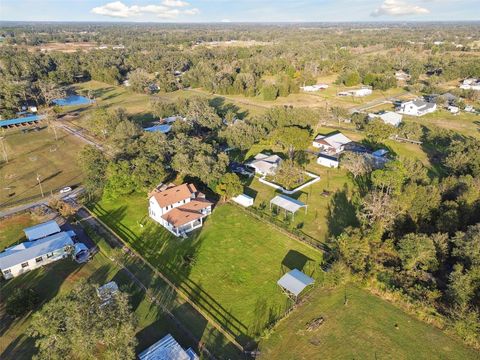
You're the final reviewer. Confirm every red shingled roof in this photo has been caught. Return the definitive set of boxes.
[161,208,205,227]
[150,183,197,208]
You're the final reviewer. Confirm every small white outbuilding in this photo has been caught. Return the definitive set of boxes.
[232,194,254,207]
[317,154,339,168]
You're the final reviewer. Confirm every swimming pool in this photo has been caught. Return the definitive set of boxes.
[144,124,172,133]
[52,95,93,107]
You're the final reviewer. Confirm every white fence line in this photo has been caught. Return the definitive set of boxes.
[258,171,320,194]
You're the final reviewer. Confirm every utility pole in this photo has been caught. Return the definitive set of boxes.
[37,173,44,198]
[0,136,8,163]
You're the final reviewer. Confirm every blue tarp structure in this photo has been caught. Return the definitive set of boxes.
[0,114,44,128]
[52,95,92,107]
[277,269,314,297]
[144,124,172,134]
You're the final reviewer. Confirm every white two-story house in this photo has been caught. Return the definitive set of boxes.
[148,183,213,237]
[397,100,437,117]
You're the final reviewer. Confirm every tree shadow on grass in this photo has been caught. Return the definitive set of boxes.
[92,201,257,351]
[0,333,36,360]
[281,250,313,273]
[0,260,86,358]
[326,185,359,239]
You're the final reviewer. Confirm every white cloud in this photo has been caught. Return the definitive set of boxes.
[371,0,430,17]
[221,19,231,23]
[162,0,189,7]
[91,1,198,19]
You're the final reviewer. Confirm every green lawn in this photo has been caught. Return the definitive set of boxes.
[245,164,357,244]
[403,110,480,139]
[69,81,263,128]
[91,197,323,345]
[0,213,39,251]
[0,126,85,208]
[258,285,479,360]
[0,213,237,359]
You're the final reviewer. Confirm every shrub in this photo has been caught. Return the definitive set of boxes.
[6,288,39,318]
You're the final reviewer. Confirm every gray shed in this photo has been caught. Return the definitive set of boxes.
[270,195,307,219]
[277,269,314,297]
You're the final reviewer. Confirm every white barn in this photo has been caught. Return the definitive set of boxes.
[300,84,329,92]
[0,232,74,279]
[368,111,403,127]
[148,183,213,237]
[350,87,372,97]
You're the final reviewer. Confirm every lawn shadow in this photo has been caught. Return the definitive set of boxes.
[0,260,84,356]
[281,250,313,273]
[0,333,36,360]
[93,201,257,351]
[326,184,359,239]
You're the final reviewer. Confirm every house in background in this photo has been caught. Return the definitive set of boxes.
[368,111,403,127]
[300,84,329,92]
[139,333,199,360]
[312,132,352,154]
[0,232,74,279]
[338,87,372,97]
[148,183,213,237]
[397,100,437,117]
[247,153,282,176]
[460,78,480,91]
[447,105,460,114]
[395,70,411,82]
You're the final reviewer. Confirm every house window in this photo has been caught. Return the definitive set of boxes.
[35,257,43,263]
[21,262,29,268]
[47,253,54,258]
[3,269,11,275]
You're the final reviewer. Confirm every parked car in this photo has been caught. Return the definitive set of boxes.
[59,186,72,194]
[229,162,255,177]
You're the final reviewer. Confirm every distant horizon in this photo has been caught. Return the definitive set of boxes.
[1,1,479,23]
[1,20,480,25]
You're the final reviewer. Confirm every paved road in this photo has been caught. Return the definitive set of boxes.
[0,187,84,218]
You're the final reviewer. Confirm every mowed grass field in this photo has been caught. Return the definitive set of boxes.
[258,286,479,360]
[242,130,433,244]
[91,197,323,344]
[406,110,480,139]
[0,213,239,360]
[69,81,264,128]
[0,127,85,208]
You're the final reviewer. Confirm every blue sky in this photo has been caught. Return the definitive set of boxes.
[1,0,479,22]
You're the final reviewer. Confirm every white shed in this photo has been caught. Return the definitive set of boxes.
[317,154,339,168]
[232,194,254,207]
